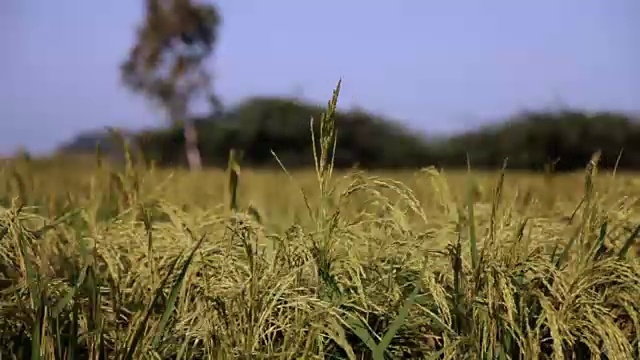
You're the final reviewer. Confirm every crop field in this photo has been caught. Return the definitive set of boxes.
[1,90,640,359]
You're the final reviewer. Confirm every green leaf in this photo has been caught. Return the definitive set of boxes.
[345,315,378,354]
[618,224,640,260]
[375,285,420,359]
[152,232,207,349]
[51,266,89,318]
[123,254,182,360]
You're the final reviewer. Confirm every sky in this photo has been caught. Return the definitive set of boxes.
[0,0,638,155]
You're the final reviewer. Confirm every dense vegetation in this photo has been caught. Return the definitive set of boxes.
[3,84,640,358]
[59,96,640,171]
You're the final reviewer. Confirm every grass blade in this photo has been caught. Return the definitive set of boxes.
[375,285,421,359]
[618,224,640,260]
[123,254,182,360]
[345,315,378,354]
[152,232,207,349]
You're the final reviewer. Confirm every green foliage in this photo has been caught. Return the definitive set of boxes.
[120,0,221,111]
[61,99,640,171]
[134,96,437,169]
[440,110,640,171]
[151,106,640,171]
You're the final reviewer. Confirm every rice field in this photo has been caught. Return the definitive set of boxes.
[1,84,639,359]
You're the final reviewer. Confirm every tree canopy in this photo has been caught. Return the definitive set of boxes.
[120,0,222,170]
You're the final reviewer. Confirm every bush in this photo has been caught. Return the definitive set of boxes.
[60,98,640,172]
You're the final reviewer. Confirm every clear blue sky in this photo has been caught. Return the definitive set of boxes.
[1,0,638,155]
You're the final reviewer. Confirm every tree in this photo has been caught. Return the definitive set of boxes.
[121,0,221,170]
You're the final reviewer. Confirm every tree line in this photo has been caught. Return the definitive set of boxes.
[59,96,640,172]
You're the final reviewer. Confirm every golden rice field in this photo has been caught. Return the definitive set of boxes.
[1,87,640,359]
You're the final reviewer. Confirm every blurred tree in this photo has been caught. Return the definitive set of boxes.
[120,0,221,170]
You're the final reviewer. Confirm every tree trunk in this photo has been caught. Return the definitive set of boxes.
[170,96,202,171]
[183,118,202,171]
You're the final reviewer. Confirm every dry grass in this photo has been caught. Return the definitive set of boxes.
[1,82,639,359]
